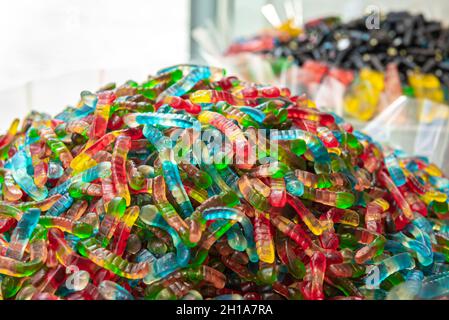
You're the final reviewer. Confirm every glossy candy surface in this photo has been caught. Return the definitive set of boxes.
[0,64,448,300]
[226,11,449,121]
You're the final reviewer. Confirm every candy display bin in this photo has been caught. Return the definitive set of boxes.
[2,0,449,304]
[363,96,449,175]
[192,0,449,126]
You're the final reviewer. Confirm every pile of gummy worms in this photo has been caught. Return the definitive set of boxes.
[0,64,448,300]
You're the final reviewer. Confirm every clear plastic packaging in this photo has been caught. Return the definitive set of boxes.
[193,3,449,124]
[363,96,449,175]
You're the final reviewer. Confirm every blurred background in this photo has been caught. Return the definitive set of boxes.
[1,0,449,127]
[0,0,189,127]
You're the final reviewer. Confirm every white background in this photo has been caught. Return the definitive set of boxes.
[0,0,189,128]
